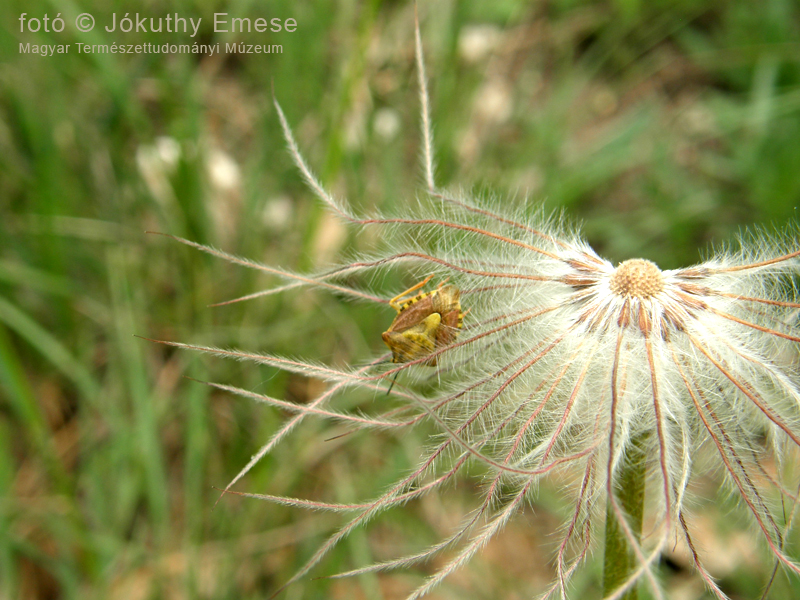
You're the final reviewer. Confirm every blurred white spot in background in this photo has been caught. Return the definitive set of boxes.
[458,24,502,63]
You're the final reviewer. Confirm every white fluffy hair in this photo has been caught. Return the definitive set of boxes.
[153,9,800,600]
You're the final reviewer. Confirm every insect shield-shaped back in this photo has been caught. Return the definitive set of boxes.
[382,281,463,366]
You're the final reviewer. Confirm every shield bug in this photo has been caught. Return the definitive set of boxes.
[382,275,464,366]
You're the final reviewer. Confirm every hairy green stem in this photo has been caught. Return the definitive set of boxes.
[603,435,647,600]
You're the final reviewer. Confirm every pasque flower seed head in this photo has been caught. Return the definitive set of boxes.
[154,12,800,600]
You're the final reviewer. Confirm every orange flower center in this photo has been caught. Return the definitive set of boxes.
[609,259,664,299]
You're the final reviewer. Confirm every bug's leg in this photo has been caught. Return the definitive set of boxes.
[389,274,435,311]
[386,371,400,395]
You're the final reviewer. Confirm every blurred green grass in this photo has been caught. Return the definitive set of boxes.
[1,0,799,598]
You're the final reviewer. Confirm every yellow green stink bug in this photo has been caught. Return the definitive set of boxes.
[382,275,464,366]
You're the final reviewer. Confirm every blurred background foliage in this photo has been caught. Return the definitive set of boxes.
[1,0,799,598]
